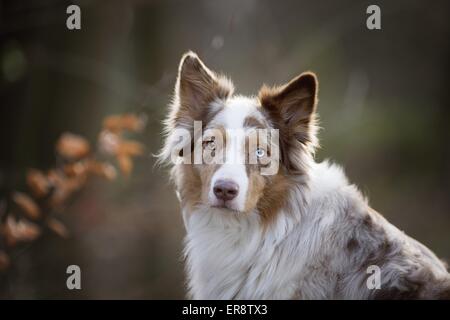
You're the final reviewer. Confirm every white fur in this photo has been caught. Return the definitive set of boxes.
[182,160,450,299]
[185,161,350,299]
[212,96,261,129]
[207,97,260,212]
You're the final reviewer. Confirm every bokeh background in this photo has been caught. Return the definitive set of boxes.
[0,0,449,299]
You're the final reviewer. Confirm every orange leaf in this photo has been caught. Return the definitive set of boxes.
[64,161,88,177]
[103,114,146,133]
[27,169,50,198]
[3,216,41,246]
[117,140,144,157]
[98,130,120,156]
[117,154,133,176]
[47,170,86,208]
[100,163,117,181]
[88,160,117,181]
[56,133,90,160]
[47,218,69,238]
[12,192,41,220]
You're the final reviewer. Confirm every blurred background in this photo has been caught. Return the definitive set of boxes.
[0,0,449,299]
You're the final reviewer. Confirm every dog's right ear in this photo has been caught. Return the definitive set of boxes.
[173,51,234,127]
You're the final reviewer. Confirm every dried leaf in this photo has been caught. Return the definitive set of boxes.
[12,192,41,220]
[47,218,69,238]
[117,140,144,157]
[98,130,120,156]
[0,251,10,271]
[100,163,117,181]
[64,161,88,177]
[117,154,133,176]
[47,170,69,207]
[88,160,117,181]
[47,170,64,189]
[56,133,90,160]
[3,216,41,246]
[103,114,146,133]
[47,170,86,207]
[27,169,51,198]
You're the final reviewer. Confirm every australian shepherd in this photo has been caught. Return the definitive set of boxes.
[158,51,450,299]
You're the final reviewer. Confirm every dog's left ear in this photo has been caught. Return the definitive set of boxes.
[258,72,318,172]
[159,52,234,162]
[174,52,234,127]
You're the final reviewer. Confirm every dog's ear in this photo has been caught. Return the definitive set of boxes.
[259,72,318,138]
[174,51,233,126]
[258,72,319,172]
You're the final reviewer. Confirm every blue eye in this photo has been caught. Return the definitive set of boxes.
[255,148,265,158]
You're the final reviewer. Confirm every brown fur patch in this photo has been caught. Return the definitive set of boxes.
[176,166,203,213]
[187,126,228,207]
[243,116,267,129]
[244,171,266,212]
[258,72,318,174]
[202,126,227,164]
[241,118,290,223]
[257,172,292,225]
[199,164,221,205]
[174,52,232,131]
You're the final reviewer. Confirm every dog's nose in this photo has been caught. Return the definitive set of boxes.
[213,180,239,201]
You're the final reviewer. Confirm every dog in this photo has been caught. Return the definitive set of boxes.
[158,51,450,299]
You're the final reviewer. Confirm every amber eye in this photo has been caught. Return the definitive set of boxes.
[255,148,265,158]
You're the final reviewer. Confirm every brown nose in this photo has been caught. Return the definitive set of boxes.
[213,180,239,201]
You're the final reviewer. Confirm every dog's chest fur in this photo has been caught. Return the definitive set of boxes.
[182,161,450,299]
[183,162,367,299]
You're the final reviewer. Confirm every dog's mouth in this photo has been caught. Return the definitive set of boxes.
[211,201,241,213]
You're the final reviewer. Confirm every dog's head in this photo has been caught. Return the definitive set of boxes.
[159,52,318,220]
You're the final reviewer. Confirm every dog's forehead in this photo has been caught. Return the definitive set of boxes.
[210,96,267,129]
